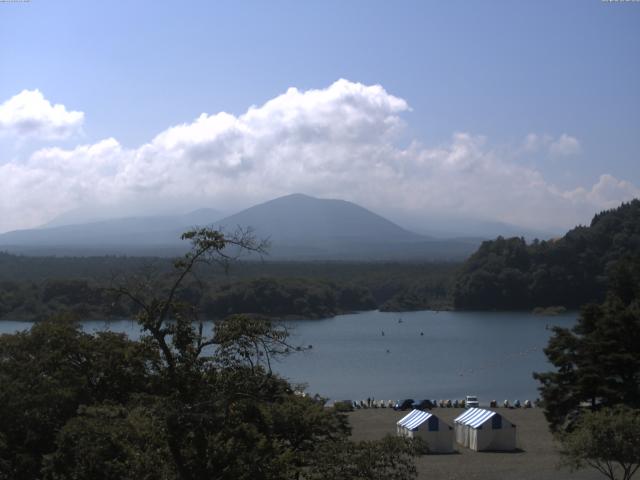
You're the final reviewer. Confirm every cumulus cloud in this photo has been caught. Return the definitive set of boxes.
[564,174,640,208]
[0,89,84,140]
[522,132,580,157]
[522,133,551,152]
[549,133,580,156]
[0,80,637,233]
[0,138,126,231]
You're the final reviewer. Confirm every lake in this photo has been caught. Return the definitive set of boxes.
[0,310,576,404]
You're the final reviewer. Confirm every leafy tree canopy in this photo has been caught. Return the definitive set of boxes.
[560,406,640,480]
[454,199,640,310]
[534,256,640,432]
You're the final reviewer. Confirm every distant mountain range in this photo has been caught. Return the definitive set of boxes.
[0,193,515,260]
[408,217,558,242]
[0,209,221,255]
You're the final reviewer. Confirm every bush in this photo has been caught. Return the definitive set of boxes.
[333,400,354,412]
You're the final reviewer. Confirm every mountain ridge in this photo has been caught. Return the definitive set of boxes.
[0,208,221,248]
[0,194,477,260]
[214,193,427,245]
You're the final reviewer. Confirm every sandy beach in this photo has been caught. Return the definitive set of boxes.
[348,407,602,480]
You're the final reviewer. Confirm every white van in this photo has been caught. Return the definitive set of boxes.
[465,395,479,408]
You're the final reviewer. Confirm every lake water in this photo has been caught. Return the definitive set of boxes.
[0,310,576,404]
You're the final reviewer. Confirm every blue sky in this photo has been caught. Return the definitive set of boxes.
[0,0,638,233]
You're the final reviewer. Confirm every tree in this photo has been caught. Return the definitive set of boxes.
[0,314,157,480]
[1,227,423,480]
[110,227,270,379]
[42,403,171,480]
[106,227,422,480]
[454,200,640,310]
[308,436,422,480]
[533,257,640,431]
[559,406,640,480]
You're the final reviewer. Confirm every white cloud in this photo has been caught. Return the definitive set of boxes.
[549,133,580,156]
[0,138,126,231]
[522,133,551,152]
[0,89,84,140]
[564,174,640,210]
[0,80,637,234]
[521,132,580,157]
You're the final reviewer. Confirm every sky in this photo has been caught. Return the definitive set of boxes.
[0,0,639,234]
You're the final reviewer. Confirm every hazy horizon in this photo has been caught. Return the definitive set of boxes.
[20,192,559,241]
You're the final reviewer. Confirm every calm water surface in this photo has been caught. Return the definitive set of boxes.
[1,310,576,403]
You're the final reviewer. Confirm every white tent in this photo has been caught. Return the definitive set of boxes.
[396,409,454,453]
[454,408,516,451]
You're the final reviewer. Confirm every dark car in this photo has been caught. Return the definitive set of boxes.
[414,399,435,410]
[393,399,415,411]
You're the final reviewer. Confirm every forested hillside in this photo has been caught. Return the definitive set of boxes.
[453,199,640,310]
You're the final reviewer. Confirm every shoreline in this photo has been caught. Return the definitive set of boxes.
[0,306,581,324]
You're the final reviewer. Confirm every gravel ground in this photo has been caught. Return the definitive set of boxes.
[347,408,602,480]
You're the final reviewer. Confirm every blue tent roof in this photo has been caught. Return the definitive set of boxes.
[397,409,433,430]
[454,408,498,429]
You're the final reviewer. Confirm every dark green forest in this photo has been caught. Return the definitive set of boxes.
[0,253,455,321]
[453,200,640,310]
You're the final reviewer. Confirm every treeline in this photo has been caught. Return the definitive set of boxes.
[453,199,640,310]
[0,258,458,320]
[0,277,374,321]
[0,279,112,320]
[203,278,376,319]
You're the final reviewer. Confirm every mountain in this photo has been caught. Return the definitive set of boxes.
[0,209,221,255]
[211,194,478,260]
[408,217,558,241]
[215,194,423,244]
[453,199,640,310]
[41,207,221,230]
[0,194,481,260]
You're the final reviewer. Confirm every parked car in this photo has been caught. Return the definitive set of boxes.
[465,395,479,408]
[414,399,435,410]
[393,399,415,411]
